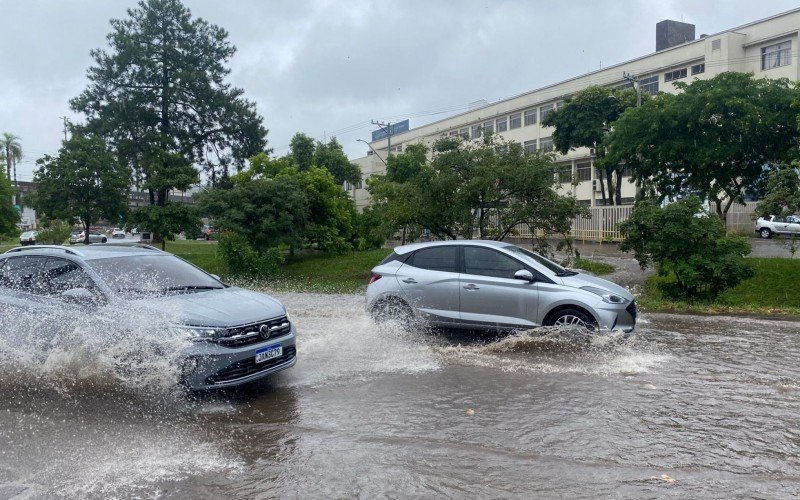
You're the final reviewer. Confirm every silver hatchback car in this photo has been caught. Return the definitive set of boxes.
[0,244,296,390]
[366,240,636,333]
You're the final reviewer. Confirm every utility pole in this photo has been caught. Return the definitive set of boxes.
[622,72,642,107]
[60,116,70,141]
[371,120,393,153]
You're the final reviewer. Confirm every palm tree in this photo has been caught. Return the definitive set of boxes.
[0,133,22,185]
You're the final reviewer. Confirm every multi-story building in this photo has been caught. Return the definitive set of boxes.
[349,8,800,211]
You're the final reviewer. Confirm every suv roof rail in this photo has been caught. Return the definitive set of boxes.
[4,245,84,256]
[88,241,162,251]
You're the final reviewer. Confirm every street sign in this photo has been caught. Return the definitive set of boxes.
[371,119,409,142]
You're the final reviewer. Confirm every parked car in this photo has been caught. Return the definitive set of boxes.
[198,225,215,240]
[19,231,38,246]
[0,244,297,389]
[366,240,636,333]
[755,215,800,239]
[111,228,126,239]
[69,230,108,244]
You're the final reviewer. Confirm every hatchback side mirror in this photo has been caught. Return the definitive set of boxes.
[60,287,96,304]
[514,269,535,282]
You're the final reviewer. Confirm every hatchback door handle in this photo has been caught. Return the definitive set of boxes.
[402,278,417,284]
[463,284,480,290]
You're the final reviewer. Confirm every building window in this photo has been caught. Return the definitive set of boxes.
[448,130,458,137]
[640,75,659,95]
[496,117,508,132]
[762,41,792,70]
[576,162,591,181]
[356,179,363,190]
[539,104,554,122]
[509,113,522,129]
[711,39,721,51]
[664,68,687,82]
[556,100,565,109]
[524,109,537,126]
[557,164,572,183]
[539,136,553,152]
[459,127,470,139]
[691,63,705,75]
[344,181,351,190]
[617,81,635,90]
[523,139,537,153]
[472,124,482,139]
[621,164,633,177]
[483,120,494,134]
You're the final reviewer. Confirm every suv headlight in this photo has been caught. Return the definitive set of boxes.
[170,325,228,342]
[581,286,629,305]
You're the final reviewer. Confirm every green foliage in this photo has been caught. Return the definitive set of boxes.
[756,164,800,218]
[32,133,130,244]
[619,197,754,300]
[289,133,315,171]
[1,133,22,183]
[542,86,642,205]
[129,202,201,245]
[352,205,395,251]
[36,220,73,245]
[217,232,284,277]
[572,257,615,276]
[313,137,361,185]
[605,72,798,219]
[0,175,19,237]
[71,0,267,204]
[369,135,587,241]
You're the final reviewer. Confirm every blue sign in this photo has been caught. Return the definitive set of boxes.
[371,119,409,142]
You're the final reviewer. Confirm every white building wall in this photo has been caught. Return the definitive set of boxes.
[350,8,800,208]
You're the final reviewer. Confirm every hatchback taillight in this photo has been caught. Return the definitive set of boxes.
[368,273,382,285]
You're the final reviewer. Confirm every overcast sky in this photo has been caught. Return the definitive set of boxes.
[1,0,797,182]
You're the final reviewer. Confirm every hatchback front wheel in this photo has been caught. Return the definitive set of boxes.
[547,309,597,330]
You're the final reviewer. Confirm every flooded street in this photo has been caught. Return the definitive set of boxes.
[1,292,799,499]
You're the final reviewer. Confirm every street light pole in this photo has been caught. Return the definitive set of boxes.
[356,139,387,167]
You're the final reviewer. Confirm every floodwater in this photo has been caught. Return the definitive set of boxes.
[1,292,799,499]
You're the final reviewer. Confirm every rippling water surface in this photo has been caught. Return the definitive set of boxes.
[1,292,799,498]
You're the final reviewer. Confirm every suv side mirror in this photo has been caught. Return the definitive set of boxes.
[514,269,535,282]
[60,287,96,304]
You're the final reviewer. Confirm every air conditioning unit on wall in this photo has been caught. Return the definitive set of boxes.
[592,179,602,192]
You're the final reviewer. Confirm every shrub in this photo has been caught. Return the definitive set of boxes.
[619,197,754,301]
[36,219,73,245]
[217,232,284,277]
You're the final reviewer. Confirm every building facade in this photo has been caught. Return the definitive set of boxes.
[349,8,800,211]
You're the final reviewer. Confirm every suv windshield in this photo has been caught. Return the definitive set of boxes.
[87,255,224,295]
[503,245,577,276]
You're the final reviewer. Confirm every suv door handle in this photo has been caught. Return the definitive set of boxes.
[402,278,417,284]
[463,284,480,290]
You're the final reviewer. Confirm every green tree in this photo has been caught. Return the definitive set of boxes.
[604,72,798,221]
[313,137,361,185]
[32,134,131,244]
[619,197,754,301]
[71,0,268,239]
[542,86,642,205]
[755,164,800,218]
[289,133,315,172]
[36,219,73,245]
[0,133,22,195]
[0,175,19,237]
[369,135,586,242]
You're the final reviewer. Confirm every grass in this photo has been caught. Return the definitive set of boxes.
[272,248,392,293]
[639,258,800,317]
[164,239,224,276]
[572,257,615,276]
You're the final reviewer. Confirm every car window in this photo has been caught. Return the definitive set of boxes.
[463,246,523,279]
[408,246,457,273]
[0,256,47,292]
[87,255,224,295]
[42,258,97,296]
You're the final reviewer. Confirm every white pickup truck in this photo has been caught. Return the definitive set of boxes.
[755,215,800,239]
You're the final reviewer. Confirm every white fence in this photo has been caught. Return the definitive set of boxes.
[490,202,758,242]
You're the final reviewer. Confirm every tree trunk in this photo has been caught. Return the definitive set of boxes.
[83,219,91,245]
[605,169,615,206]
[614,170,622,205]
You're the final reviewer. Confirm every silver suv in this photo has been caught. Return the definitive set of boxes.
[366,240,636,333]
[0,244,296,389]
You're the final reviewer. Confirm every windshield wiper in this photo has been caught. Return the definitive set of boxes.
[555,270,579,277]
[161,285,224,292]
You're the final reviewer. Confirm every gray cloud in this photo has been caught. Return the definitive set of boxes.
[1,0,797,181]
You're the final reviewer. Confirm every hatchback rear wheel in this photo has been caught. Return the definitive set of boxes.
[759,228,772,239]
[370,298,415,327]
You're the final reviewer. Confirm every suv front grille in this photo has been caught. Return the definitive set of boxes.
[213,316,292,348]
[626,301,638,321]
[206,346,296,384]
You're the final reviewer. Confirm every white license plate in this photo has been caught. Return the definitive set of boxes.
[255,344,282,364]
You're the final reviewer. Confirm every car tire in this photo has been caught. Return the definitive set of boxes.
[546,308,597,330]
[759,228,772,239]
[370,297,415,327]
[101,237,107,243]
